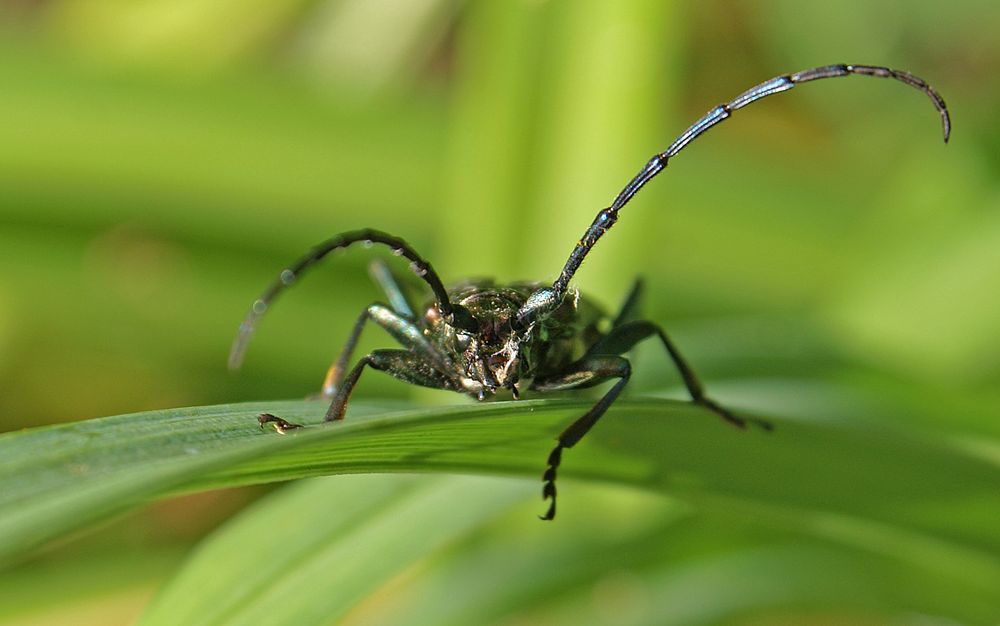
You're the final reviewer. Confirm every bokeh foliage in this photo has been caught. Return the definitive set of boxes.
[1,0,999,624]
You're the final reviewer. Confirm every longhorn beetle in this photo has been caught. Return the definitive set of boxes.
[230,64,950,520]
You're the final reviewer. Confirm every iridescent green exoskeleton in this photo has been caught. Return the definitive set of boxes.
[230,64,950,520]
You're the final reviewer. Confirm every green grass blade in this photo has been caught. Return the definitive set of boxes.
[0,397,611,566]
[2,395,998,596]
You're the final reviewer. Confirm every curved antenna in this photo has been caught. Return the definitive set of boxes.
[538,64,950,315]
[229,229,453,369]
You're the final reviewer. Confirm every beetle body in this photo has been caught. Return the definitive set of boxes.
[231,64,950,519]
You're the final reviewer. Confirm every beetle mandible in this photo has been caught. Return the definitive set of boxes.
[230,64,950,520]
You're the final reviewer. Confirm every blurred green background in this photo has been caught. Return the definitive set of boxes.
[1,0,999,624]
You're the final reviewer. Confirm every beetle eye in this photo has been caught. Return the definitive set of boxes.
[455,332,472,350]
[448,304,479,333]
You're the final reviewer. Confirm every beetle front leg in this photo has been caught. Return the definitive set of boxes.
[532,356,631,521]
[368,258,416,320]
[325,349,460,422]
[261,304,455,431]
[317,306,371,400]
[319,303,452,400]
[264,349,460,428]
[611,278,644,328]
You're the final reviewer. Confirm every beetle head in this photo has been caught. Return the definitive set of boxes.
[441,291,525,396]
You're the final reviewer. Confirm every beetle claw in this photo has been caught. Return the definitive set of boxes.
[696,398,772,432]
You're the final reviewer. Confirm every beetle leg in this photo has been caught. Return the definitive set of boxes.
[320,304,455,421]
[260,304,456,429]
[272,349,461,428]
[317,306,371,400]
[325,349,459,421]
[588,320,771,431]
[368,258,416,319]
[532,356,631,521]
[319,303,453,400]
[611,278,644,328]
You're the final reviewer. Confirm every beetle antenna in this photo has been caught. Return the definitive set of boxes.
[534,64,950,322]
[229,229,455,369]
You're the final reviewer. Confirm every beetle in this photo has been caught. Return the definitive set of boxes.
[229,64,950,520]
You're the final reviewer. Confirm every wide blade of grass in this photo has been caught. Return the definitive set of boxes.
[0,397,629,567]
[2,395,998,587]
